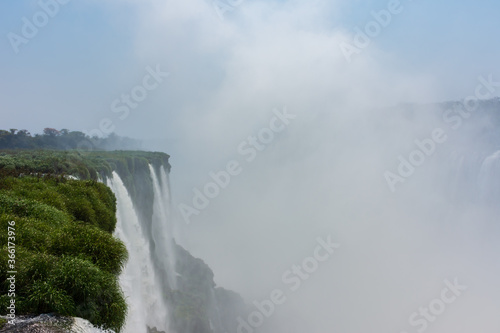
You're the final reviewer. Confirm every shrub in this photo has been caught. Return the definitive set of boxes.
[26,280,75,316]
[0,176,127,332]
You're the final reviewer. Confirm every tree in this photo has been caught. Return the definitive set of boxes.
[43,128,61,137]
[17,129,31,137]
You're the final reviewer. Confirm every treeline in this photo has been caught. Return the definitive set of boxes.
[0,128,142,151]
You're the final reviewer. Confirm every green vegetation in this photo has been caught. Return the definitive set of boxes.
[0,149,170,181]
[0,149,170,225]
[0,128,141,151]
[0,149,170,331]
[0,147,247,332]
[0,176,127,331]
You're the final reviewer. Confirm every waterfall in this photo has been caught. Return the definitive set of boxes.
[107,171,170,333]
[208,288,226,333]
[102,163,237,333]
[478,150,500,202]
[149,164,178,291]
[443,149,500,205]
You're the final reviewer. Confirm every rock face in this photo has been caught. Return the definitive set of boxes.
[0,229,247,333]
[169,242,249,333]
[0,150,249,332]
[0,315,111,333]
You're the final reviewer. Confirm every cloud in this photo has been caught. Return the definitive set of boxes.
[91,2,500,332]
[5,0,500,331]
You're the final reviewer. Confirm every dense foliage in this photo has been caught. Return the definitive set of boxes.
[0,128,141,151]
[0,176,127,331]
[0,149,170,331]
[0,150,169,180]
[0,148,247,333]
[0,149,170,229]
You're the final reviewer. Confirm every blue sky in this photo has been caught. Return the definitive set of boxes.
[1,0,498,197]
[1,0,500,180]
[1,0,499,137]
[3,3,500,331]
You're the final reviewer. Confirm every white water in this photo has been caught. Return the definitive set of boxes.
[149,164,178,290]
[478,150,500,201]
[71,317,116,333]
[107,171,170,333]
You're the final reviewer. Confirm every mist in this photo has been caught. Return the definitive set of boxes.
[2,0,500,332]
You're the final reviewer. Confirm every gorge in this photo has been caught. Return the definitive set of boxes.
[0,150,246,333]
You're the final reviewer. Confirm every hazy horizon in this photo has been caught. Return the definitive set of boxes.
[2,1,500,332]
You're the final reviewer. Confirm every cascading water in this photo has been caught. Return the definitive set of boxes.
[442,148,500,205]
[149,164,178,291]
[478,150,500,201]
[107,171,170,333]
[101,162,241,333]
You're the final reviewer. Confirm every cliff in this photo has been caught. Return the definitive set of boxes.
[0,150,246,333]
[0,175,127,331]
[169,242,248,333]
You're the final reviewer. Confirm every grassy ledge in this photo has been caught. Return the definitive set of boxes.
[0,175,127,331]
